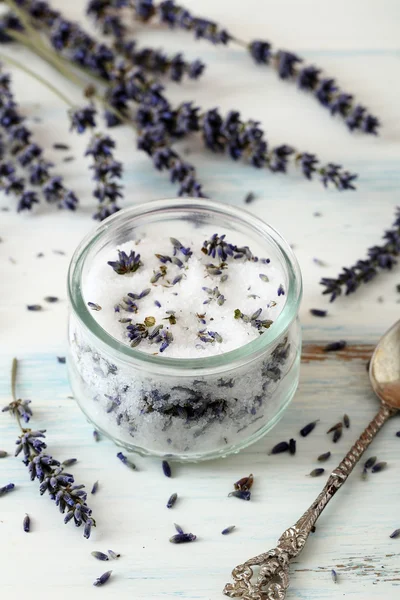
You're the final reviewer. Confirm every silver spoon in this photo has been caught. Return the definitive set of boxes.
[224,320,400,600]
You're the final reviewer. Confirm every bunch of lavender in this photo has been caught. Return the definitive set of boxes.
[70,105,123,220]
[87,0,205,82]
[2,0,356,196]
[321,207,400,300]
[2,359,95,538]
[115,0,379,134]
[0,61,78,210]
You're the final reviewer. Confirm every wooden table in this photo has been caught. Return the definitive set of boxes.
[1,1,399,598]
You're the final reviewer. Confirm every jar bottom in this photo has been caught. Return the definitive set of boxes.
[68,358,300,462]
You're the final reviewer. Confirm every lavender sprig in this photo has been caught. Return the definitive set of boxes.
[321,207,400,301]
[87,1,205,82]
[2,358,95,538]
[123,0,380,134]
[0,62,78,210]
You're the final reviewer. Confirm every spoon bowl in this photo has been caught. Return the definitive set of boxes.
[370,318,400,409]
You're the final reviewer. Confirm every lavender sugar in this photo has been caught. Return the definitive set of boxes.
[68,224,299,457]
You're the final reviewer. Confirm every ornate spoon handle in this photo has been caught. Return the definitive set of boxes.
[223,403,395,600]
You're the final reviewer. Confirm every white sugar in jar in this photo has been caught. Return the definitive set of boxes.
[67,199,302,461]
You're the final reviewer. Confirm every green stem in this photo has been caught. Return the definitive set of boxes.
[11,358,24,432]
[0,52,75,107]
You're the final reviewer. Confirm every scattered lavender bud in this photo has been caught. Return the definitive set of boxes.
[228,490,251,501]
[289,438,296,455]
[332,428,342,443]
[154,300,162,308]
[0,450,8,458]
[277,284,285,296]
[300,420,319,437]
[371,461,387,473]
[310,525,316,533]
[323,340,347,352]
[318,452,331,462]
[53,143,70,150]
[107,550,120,559]
[88,302,102,311]
[343,414,350,428]
[44,296,59,303]
[53,250,66,255]
[364,456,377,470]
[0,483,15,496]
[327,422,343,434]
[269,441,290,455]
[167,492,178,508]
[244,192,255,204]
[23,514,30,532]
[313,257,327,267]
[91,551,109,561]
[27,305,42,311]
[174,523,184,534]
[309,468,325,477]
[221,525,236,535]
[169,533,196,544]
[259,274,270,282]
[117,451,136,469]
[162,460,172,477]
[57,357,66,364]
[93,430,100,442]
[389,529,400,539]
[62,458,78,467]
[234,474,254,491]
[91,481,99,494]
[310,309,327,317]
[93,570,112,586]
[331,569,338,583]
[396,432,400,438]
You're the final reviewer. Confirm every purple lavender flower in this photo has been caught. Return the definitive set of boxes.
[70,105,97,133]
[321,207,400,301]
[2,397,33,422]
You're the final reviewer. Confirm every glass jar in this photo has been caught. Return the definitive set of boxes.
[67,198,302,461]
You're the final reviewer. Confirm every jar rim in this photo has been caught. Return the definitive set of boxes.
[68,198,302,371]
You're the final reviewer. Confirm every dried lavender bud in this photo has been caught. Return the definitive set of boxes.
[332,428,342,443]
[23,514,30,532]
[162,460,172,477]
[228,490,251,501]
[396,431,400,438]
[53,143,70,151]
[323,340,347,352]
[93,430,100,442]
[371,461,387,473]
[169,533,197,544]
[269,441,290,455]
[300,420,319,437]
[389,529,400,539]
[259,274,269,282]
[343,414,350,428]
[326,422,343,434]
[91,481,99,494]
[88,302,102,311]
[167,493,178,508]
[310,309,327,317]
[57,357,66,364]
[244,192,255,204]
[108,250,142,275]
[0,483,15,496]
[289,438,296,455]
[318,452,331,462]
[27,304,42,311]
[331,569,338,583]
[0,450,7,458]
[92,551,109,561]
[174,523,184,534]
[234,474,254,491]
[93,570,112,586]
[108,550,120,559]
[309,468,325,477]
[364,456,377,469]
[44,296,59,303]
[221,525,236,535]
[62,458,78,467]
[117,451,136,469]
[310,525,316,533]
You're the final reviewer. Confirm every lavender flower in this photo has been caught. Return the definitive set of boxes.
[108,249,142,274]
[0,63,78,210]
[321,207,400,300]
[3,359,95,538]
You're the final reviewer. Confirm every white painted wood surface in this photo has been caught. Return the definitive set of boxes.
[1,1,400,599]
